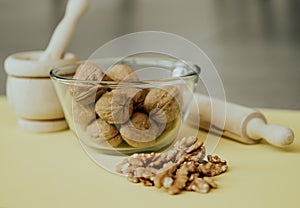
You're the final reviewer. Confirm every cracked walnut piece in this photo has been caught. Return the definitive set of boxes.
[116,136,228,195]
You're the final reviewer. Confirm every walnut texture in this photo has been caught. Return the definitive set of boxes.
[86,118,123,147]
[95,89,134,124]
[106,64,139,82]
[120,112,164,148]
[70,62,109,105]
[144,86,181,123]
[72,101,96,130]
[70,63,185,149]
[116,136,228,195]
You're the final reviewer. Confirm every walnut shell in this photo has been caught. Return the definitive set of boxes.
[106,64,139,82]
[86,118,123,147]
[133,88,149,111]
[120,112,164,148]
[70,62,108,104]
[144,86,181,123]
[106,134,123,147]
[95,89,134,124]
[125,88,149,111]
[73,62,105,80]
[72,101,96,130]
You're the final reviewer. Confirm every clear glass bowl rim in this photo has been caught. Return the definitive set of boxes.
[49,56,200,88]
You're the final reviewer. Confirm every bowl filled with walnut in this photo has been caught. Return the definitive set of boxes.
[50,53,200,154]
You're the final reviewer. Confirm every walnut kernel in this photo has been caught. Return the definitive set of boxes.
[116,136,228,195]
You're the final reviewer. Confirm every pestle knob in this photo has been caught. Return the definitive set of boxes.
[246,118,294,147]
[40,0,88,61]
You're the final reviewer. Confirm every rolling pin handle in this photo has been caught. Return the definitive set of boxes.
[246,118,294,147]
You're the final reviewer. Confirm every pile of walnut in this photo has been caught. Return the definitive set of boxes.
[116,136,228,195]
[69,62,182,148]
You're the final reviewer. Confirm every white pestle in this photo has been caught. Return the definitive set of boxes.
[39,0,89,61]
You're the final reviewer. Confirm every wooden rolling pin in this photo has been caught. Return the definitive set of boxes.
[188,94,294,147]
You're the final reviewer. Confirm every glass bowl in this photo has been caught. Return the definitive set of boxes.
[50,53,200,154]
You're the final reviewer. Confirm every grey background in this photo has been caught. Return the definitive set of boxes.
[0,0,299,109]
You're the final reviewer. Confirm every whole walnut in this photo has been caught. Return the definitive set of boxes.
[95,89,132,124]
[70,62,109,104]
[86,118,123,147]
[72,101,96,130]
[73,62,105,80]
[144,86,181,123]
[95,87,148,124]
[120,112,164,148]
[106,64,139,82]
[126,88,149,111]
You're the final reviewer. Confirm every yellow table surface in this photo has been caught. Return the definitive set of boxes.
[0,96,299,208]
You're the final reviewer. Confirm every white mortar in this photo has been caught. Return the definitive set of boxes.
[4,51,77,132]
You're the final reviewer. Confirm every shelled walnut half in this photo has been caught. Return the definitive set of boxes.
[116,136,228,195]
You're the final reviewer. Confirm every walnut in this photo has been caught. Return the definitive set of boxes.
[153,163,178,188]
[203,176,218,188]
[198,155,228,177]
[72,62,186,151]
[86,118,123,147]
[144,86,181,123]
[73,62,105,80]
[123,88,148,111]
[186,178,210,193]
[174,135,198,150]
[95,89,134,124]
[72,101,96,130]
[70,62,109,105]
[131,88,149,111]
[171,164,189,189]
[139,178,154,186]
[106,64,139,82]
[120,112,163,148]
[185,176,217,193]
[116,136,228,195]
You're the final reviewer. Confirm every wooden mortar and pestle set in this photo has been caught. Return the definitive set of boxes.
[3,0,294,148]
